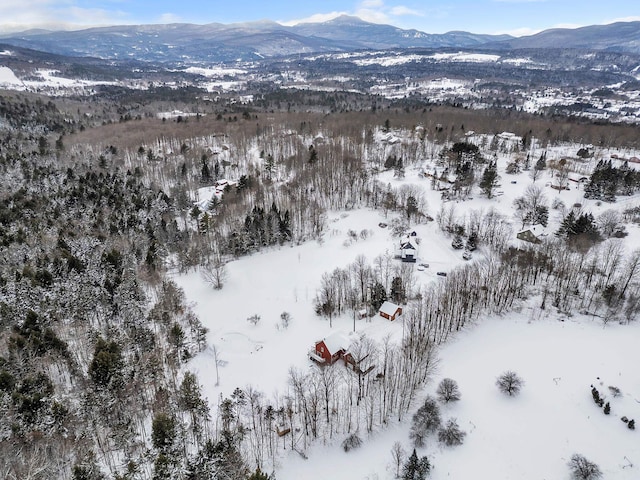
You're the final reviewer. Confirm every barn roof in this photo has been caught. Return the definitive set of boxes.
[321,331,350,356]
[379,301,401,316]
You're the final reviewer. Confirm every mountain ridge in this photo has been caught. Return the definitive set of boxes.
[0,16,638,63]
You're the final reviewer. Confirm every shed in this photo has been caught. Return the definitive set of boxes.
[309,331,350,365]
[379,301,402,321]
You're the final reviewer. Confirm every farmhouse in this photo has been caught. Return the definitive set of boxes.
[516,224,547,245]
[398,230,419,263]
[309,331,350,365]
[399,238,418,262]
[379,301,402,321]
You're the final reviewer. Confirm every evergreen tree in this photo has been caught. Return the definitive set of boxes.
[394,157,405,179]
[390,276,406,304]
[535,152,547,171]
[201,159,212,183]
[247,467,273,480]
[370,282,387,311]
[402,449,431,480]
[406,195,419,223]
[308,145,318,164]
[479,160,499,198]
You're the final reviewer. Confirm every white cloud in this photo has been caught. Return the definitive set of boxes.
[279,12,348,26]
[0,1,130,31]
[360,0,384,7]
[605,15,640,24]
[157,13,184,24]
[389,6,423,17]
[354,8,391,24]
[493,27,542,37]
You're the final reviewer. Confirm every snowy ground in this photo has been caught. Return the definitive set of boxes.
[175,136,640,479]
[278,313,640,479]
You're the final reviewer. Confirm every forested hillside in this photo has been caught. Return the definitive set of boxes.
[1,85,640,479]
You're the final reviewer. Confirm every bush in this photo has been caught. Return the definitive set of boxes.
[280,311,291,329]
[247,314,261,326]
[628,419,636,430]
[436,378,461,403]
[409,395,441,447]
[568,454,602,480]
[342,433,363,452]
[438,418,466,446]
[496,371,524,396]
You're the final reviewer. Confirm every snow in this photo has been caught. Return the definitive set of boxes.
[321,331,350,356]
[175,132,640,479]
[428,52,501,63]
[277,314,640,479]
[185,66,248,77]
[0,66,24,89]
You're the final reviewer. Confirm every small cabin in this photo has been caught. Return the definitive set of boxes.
[309,331,350,365]
[379,301,402,321]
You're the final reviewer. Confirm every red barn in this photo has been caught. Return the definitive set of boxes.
[309,331,349,365]
[379,301,402,321]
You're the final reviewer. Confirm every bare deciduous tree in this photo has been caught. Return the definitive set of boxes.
[568,454,602,480]
[436,378,461,403]
[201,255,227,289]
[390,441,406,478]
[496,371,524,396]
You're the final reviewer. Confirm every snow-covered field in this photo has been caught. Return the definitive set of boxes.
[175,135,640,479]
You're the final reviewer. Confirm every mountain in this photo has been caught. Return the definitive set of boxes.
[288,15,511,50]
[0,16,511,64]
[488,21,640,53]
[0,16,638,65]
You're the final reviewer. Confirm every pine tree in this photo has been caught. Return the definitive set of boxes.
[370,282,387,311]
[390,276,406,304]
[479,161,499,198]
[402,449,431,480]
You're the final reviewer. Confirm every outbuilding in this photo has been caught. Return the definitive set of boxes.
[379,301,403,321]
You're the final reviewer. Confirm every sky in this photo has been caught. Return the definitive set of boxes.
[0,0,638,36]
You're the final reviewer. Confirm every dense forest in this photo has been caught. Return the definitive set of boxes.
[1,85,639,479]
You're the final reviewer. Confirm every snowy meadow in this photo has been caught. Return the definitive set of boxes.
[176,138,640,479]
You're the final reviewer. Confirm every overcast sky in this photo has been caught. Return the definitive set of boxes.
[1,0,638,36]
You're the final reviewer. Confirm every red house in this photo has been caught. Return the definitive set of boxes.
[309,331,349,365]
[379,301,402,321]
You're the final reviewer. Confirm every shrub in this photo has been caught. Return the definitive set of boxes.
[409,395,441,447]
[438,418,466,447]
[496,371,524,396]
[568,454,602,480]
[607,385,621,397]
[342,433,363,452]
